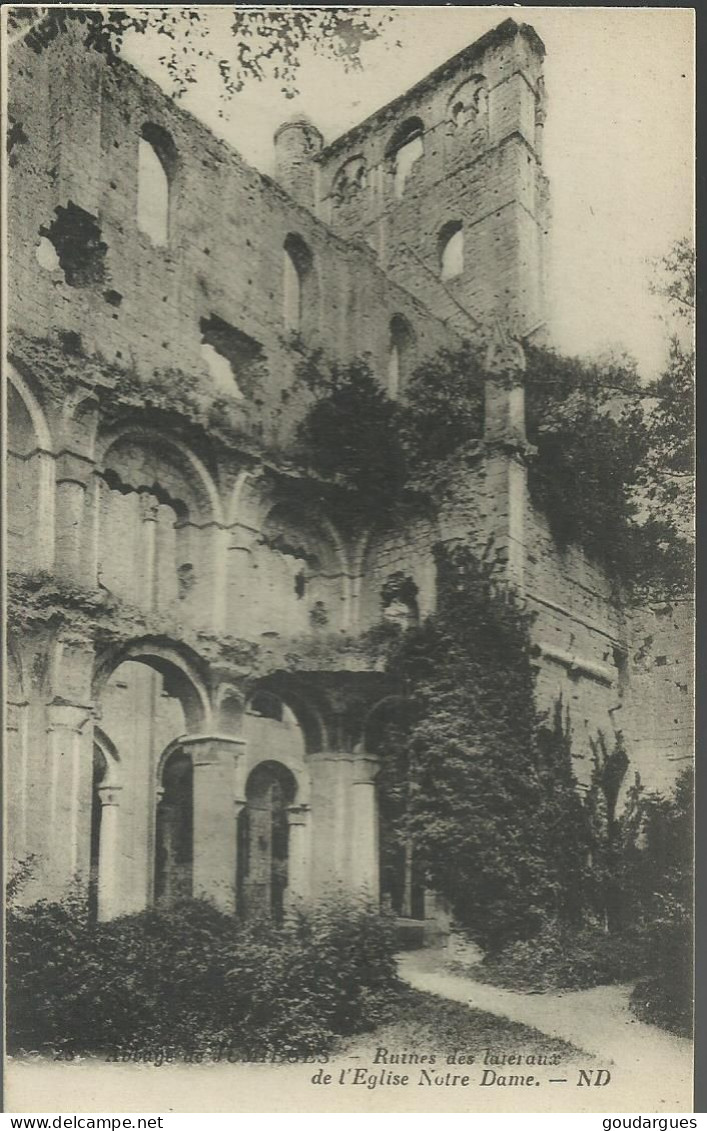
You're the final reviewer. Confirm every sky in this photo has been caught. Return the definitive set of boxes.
[124,6,694,379]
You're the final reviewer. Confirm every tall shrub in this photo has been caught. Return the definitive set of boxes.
[377,543,590,952]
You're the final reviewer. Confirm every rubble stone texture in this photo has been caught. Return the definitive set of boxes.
[6,18,693,927]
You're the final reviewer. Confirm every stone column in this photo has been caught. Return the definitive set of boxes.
[6,700,29,861]
[96,783,123,922]
[185,735,245,913]
[45,701,94,900]
[209,526,231,632]
[350,755,380,902]
[36,451,57,571]
[285,803,311,911]
[54,453,92,584]
[139,493,159,611]
[482,324,530,593]
[307,751,351,896]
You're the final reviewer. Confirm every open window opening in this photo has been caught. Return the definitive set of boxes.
[387,314,416,397]
[39,202,107,287]
[200,314,264,398]
[332,155,367,205]
[137,123,177,247]
[387,118,425,200]
[283,233,315,333]
[381,572,419,629]
[438,220,464,281]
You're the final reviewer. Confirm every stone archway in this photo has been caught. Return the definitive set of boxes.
[92,641,209,917]
[237,760,297,922]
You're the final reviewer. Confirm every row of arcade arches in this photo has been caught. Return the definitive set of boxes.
[83,647,416,924]
[331,78,489,205]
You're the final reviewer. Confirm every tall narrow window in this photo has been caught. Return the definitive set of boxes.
[137,124,176,247]
[439,220,464,281]
[283,233,314,333]
[386,118,425,200]
[388,314,415,397]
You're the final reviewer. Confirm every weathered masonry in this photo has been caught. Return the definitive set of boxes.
[6,18,692,930]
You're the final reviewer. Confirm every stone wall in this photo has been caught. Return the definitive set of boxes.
[5,18,693,919]
[315,19,550,338]
[8,26,456,453]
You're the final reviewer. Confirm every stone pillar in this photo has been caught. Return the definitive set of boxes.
[36,451,57,571]
[350,755,380,902]
[54,453,92,584]
[308,752,351,896]
[139,493,159,610]
[96,783,123,922]
[6,700,29,861]
[209,526,231,632]
[185,735,245,913]
[482,323,531,592]
[285,803,311,911]
[45,701,94,900]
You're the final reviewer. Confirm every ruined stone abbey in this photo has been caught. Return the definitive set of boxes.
[6,17,692,928]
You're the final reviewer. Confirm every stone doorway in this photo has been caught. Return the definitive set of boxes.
[237,760,296,921]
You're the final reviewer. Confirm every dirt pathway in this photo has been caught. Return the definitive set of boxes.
[397,948,693,1110]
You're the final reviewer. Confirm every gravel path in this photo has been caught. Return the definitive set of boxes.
[397,948,693,1111]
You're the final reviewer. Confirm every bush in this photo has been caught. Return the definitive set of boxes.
[627,768,693,1037]
[7,896,399,1058]
[472,920,647,993]
[630,891,693,1037]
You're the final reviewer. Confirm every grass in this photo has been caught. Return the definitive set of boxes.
[335,987,585,1063]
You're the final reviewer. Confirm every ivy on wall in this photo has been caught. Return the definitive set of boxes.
[294,341,693,599]
[375,542,593,952]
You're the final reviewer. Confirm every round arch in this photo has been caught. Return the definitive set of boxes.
[245,674,327,757]
[93,638,211,733]
[6,636,26,704]
[226,467,276,531]
[93,725,121,786]
[97,425,224,526]
[361,694,407,756]
[7,365,53,453]
[385,116,425,159]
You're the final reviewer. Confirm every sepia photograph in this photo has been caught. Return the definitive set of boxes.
[2,4,695,1115]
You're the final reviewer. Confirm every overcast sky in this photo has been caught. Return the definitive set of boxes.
[124,6,694,379]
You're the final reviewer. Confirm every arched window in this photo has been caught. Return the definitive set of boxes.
[386,117,424,200]
[332,155,367,205]
[137,123,176,246]
[387,314,415,397]
[283,233,314,333]
[439,220,464,281]
[447,76,488,131]
[238,759,297,922]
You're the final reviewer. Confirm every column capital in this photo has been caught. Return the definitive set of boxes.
[181,733,246,766]
[138,492,160,523]
[97,783,122,807]
[286,803,310,827]
[46,701,94,733]
[352,754,380,785]
[55,450,94,487]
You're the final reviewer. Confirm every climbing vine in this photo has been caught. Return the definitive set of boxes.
[294,339,692,598]
[375,542,594,952]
